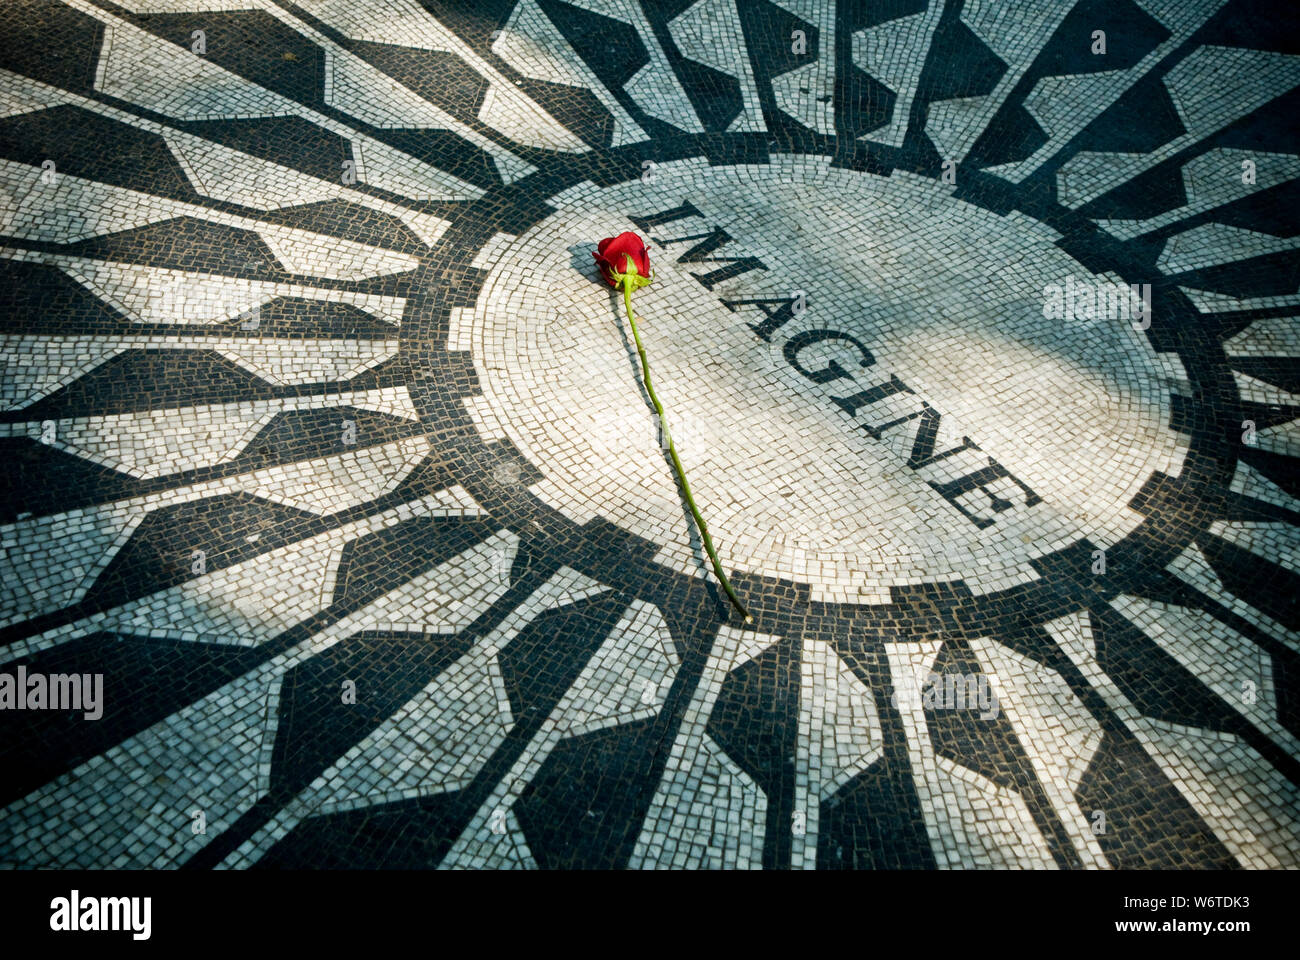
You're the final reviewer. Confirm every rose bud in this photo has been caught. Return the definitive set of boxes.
[593,231,651,287]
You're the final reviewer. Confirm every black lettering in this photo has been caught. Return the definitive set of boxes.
[784,329,875,384]
[928,459,1043,529]
[629,200,702,231]
[723,296,801,342]
[652,226,767,290]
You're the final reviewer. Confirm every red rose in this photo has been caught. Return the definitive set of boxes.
[593,231,651,286]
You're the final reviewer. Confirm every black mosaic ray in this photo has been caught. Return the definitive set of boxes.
[963,0,1170,170]
[0,258,133,336]
[1199,0,1300,56]
[182,117,353,186]
[0,439,138,525]
[510,588,723,869]
[923,637,1081,868]
[330,514,501,611]
[1168,250,1300,299]
[243,407,421,468]
[0,0,103,97]
[252,201,433,258]
[358,128,506,191]
[252,791,469,869]
[534,0,674,142]
[736,0,822,136]
[1088,605,1258,736]
[511,716,665,870]
[267,629,469,800]
[1195,530,1300,631]
[58,219,286,281]
[637,2,745,133]
[3,350,412,422]
[419,0,617,149]
[0,402,419,529]
[1230,356,1300,395]
[907,8,1005,153]
[0,106,195,202]
[7,350,275,420]
[705,633,799,869]
[0,631,266,808]
[129,10,326,109]
[347,42,488,124]
[1056,73,1184,177]
[1074,730,1237,868]
[81,493,321,614]
[1076,161,1188,223]
[816,636,935,869]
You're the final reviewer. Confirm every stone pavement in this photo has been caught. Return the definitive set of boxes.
[0,0,1297,869]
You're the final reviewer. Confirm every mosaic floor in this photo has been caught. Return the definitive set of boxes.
[0,0,1297,871]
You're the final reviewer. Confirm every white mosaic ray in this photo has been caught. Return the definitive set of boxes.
[442,599,679,869]
[1,509,501,869]
[0,462,469,631]
[1157,223,1300,275]
[668,0,766,133]
[0,159,419,281]
[0,69,71,117]
[162,127,457,238]
[256,221,420,280]
[221,438,441,516]
[302,0,586,153]
[1046,609,1299,869]
[566,0,704,134]
[68,0,487,199]
[0,64,479,211]
[1127,718,1300,868]
[1167,543,1298,652]
[1182,289,1300,314]
[986,0,1230,183]
[0,250,407,326]
[223,565,604,868]
[969,636,1110,868]
[89,12,301,119]
[629,625,777,869]
[1235,371,1298,408]
[0,335,399,411]
[13,494,490,660]
[444,809,536,870]
[1,651,278,868]
[493,0,648,147]
[1057,46,1300,209]
[886,641,1057,869]
[769,0,835,135]
[1252,412,1300,458]
[851,1,944,147]
[1098,150,1300,241]
[1112,594,1299,757]
[1228,458,1300,515]
[1225,313,1300,357]
[790,637,882,869]
[0,386,419,479]
[925,0,1074,165]
[0,502,143,628]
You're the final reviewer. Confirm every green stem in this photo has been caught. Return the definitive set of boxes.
[621,280,752,623]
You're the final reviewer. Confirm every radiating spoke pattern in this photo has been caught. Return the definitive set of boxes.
[0,0,1297,870]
